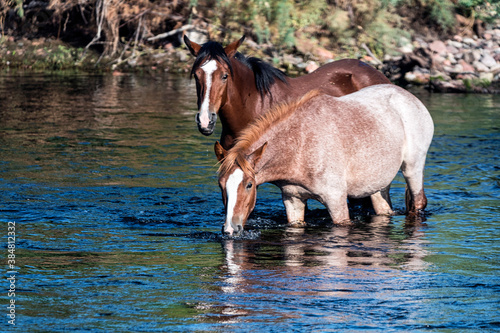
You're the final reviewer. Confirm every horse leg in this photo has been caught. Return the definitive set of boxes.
[281,185,308,227]
[370,185,395,216]
[401,160,428,214]
[323,193,351,224]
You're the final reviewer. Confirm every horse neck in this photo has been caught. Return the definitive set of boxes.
[219,59,290,148]
[251,128,297,186]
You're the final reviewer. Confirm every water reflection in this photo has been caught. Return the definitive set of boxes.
[0,73,219,188]
[221,215,429,294]
[1,75,499,331]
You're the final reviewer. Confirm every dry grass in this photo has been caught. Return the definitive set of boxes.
[48,0,185,56]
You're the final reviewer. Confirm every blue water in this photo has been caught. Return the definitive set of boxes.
[0,74,499,332]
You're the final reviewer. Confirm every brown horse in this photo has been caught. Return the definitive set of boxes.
[184,35,391,150]
[215,85,434,236]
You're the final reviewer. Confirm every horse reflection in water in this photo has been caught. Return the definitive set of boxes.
[222,215,429,271]
[206,215,429,323]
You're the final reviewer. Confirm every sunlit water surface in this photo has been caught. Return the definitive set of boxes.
[0,74,499,332]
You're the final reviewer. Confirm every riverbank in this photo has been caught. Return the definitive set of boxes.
[1,24,499,93]
[380,25,500,93]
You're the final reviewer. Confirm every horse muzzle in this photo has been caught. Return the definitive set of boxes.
[196,112,217,136]
[222,221,243,237]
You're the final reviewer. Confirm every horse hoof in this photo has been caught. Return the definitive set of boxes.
[288,220,306,228]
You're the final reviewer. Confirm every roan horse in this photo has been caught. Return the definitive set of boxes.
[184,35,391,150]
[215,85,434,236]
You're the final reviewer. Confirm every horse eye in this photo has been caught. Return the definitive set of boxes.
[222,73,228,80]
[246,182,253,190]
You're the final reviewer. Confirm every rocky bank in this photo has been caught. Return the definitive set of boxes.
[1,22,500,93]
[380,25,500,93]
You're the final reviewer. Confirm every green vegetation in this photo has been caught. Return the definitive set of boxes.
[202,0,499,55]
[0,0,498,71]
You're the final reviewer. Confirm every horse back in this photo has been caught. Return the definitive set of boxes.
[287,85,430,196]
[292,59,390,97]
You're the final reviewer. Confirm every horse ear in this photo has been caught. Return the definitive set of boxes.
[214,141,228,161]
[248,142,267,168]
[224,35,245,58]
[184,34,202,56]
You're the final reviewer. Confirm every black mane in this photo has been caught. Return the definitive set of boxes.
[191,41,288,98]
[235,52,288,98]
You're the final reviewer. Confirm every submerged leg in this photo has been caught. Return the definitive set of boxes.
[323,193,351,224]
[281,185,308,227]
[370,186,394,216]
[405,183,427,213]
[402,160,428,214]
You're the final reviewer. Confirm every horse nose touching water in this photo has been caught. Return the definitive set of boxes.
[185,36,432,237]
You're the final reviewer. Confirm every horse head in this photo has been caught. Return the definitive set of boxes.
[215,141,267,236]
[185,35,245,136]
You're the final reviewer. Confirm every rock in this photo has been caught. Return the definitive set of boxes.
[443,65,455,73]
[405,71,430,84]
[431,70,451,81]
[459,59,475,72]
[152,52,168,60]
[463,37,477,46]
[398,37,414,53]
[447,53,457,64]
[315,47,334,61]
[283,54,303,66]
[446,45,459,54]
[305,61,319,73]
[296,62,307,70]
[413,38,428,49]
[480,53,497,68]
[447,40,463,49]
[431,79,466,93]
[473,61,490,72]
[482,40,494,49]
[176,50,188,62]
[164,43,174,51]
[462,52,474,64]
[185,29,208,45]
[429,40,447,56]
[456,73,477,80]
[472,49,483,61]
[432,54,446,64]
[399,45,414,54]
[405,72,417,82]
[490,64,500,75]
[245,39,259,49]
[479,72,494,82]
[450,64,464,73]
[463,50,482,64]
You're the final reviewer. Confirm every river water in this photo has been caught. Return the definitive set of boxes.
[0,73,498,332]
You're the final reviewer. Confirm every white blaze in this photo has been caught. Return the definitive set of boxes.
[199,60,218,128]
[225,168,244,235]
